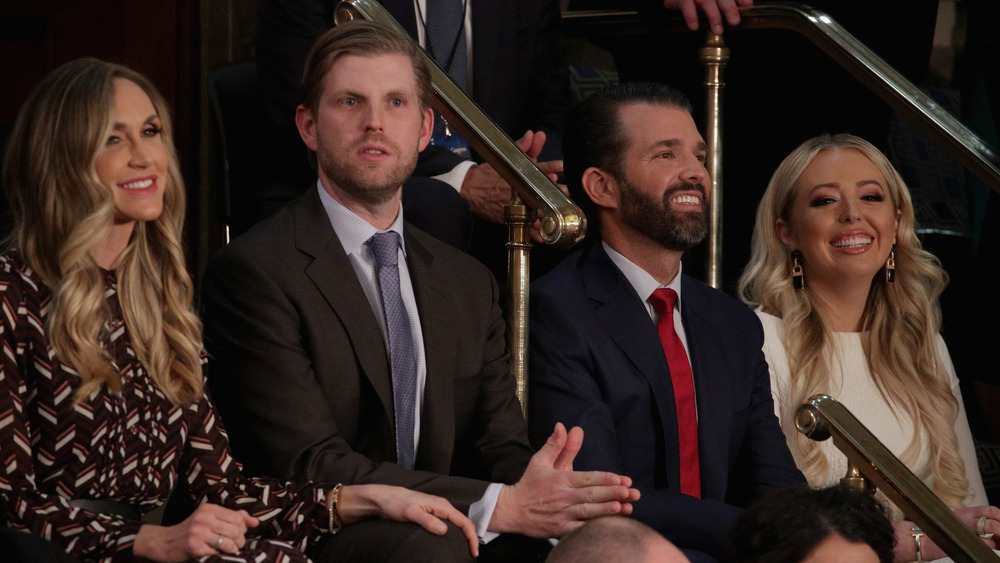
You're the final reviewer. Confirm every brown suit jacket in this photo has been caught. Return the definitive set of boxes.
[201,187,532,512]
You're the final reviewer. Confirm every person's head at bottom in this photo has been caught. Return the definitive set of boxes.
[546,516,689,563]
[731,485,895,563]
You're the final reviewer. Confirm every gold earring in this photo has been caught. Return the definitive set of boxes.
[885,246,896,283]
[791,251,804,290]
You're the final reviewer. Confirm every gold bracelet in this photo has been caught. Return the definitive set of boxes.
[326,483,343,534]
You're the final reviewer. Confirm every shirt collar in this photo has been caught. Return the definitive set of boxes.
[317,181,407,258]
[602,241,683,311]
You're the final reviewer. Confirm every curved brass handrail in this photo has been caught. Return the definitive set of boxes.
[334,0,585,246]
[562,4,1000,194]
[796,395,1000,563]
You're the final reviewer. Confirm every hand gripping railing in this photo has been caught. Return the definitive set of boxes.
[796,395,1000,562]
[333,0,586,415]
[563,4,1000,287]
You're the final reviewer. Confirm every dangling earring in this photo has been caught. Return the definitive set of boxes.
[791,251,804,290]
[885,245,896,283]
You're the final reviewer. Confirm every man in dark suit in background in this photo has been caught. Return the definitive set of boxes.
[527,83,804,563]
[202,22,638,563]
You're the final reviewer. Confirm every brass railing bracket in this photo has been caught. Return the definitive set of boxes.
[796,395,999,562]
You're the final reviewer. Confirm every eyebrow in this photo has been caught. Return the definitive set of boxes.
[646,139,708,152]
[806,179,884,192]
[111,114,159,130]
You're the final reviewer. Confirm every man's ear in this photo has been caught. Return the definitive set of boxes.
[775,217,796,250]
[295,105,318,151]
[418,107,434,152]
[581,167,620,210]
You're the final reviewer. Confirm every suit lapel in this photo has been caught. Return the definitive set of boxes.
[292,190,395,426]
[581,246,682,488]
[404,229,455,473]
[680,276,731,500]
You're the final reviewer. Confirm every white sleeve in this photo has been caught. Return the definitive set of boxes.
[432,160,477,193]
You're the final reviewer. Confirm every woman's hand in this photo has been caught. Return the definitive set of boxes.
[953,505,1000,540]
[338,484,480,557]
[134,503,259,562]
[893,507,1000,562]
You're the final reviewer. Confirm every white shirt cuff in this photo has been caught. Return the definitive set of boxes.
[433,160,477,193]
[468,482,504,544]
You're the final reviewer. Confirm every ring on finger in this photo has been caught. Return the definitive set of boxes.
[977,515,988,536]
[214,534,225,550]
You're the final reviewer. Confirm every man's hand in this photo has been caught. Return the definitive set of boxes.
[488,423,641,539]
[664,0,753,36]
[460,130,563,225]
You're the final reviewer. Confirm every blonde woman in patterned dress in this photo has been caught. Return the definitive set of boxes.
[0,58,479,563]
[738,134,999,562]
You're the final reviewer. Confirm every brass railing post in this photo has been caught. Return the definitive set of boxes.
[699,32,728,289]
[505,198,533,415]
[840,463,876,495]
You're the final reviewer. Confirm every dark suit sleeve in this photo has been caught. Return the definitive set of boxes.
[724,317,807,503]
[527,283,740,560]
[525,0,569,161]
[201,248,492,512]
[466,273,535,484]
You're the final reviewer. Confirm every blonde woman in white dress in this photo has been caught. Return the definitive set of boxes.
[739,134,999,562]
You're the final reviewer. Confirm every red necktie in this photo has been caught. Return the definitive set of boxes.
[649,288,701,498]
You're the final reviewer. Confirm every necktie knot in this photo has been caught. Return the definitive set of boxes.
[368,231,400,268]
[649,288,678,316]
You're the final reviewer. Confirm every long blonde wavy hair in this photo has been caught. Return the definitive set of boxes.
[738,134,968,508]
[2,58,203,405]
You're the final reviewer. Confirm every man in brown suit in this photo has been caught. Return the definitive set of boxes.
[201,21,638,563]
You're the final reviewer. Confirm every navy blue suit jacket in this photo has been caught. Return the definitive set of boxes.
[528,244,804,560]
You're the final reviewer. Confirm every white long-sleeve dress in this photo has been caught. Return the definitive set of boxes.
[757,310,988,519]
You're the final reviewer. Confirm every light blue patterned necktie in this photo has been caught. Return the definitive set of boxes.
[367,231,417,470]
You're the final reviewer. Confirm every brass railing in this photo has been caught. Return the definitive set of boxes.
[333,0,586,414]
[563,5,1000,287]
[797,395,999,562]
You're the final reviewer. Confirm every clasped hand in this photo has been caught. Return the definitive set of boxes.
[460,130,566,242]
[134,485,481,561]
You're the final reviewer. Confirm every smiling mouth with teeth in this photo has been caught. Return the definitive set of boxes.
[831,235,872,248]
[121,179,154,190]
[670,195,701,205]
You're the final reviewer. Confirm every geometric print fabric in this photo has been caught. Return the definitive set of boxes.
[0,251,328,562]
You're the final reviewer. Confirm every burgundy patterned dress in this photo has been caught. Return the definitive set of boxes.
[0,251,329,562]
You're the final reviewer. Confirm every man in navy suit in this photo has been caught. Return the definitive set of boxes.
[528,83,804,563]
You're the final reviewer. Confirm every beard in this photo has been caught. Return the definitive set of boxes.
[316,133,418,206]
[619,180,709,252]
